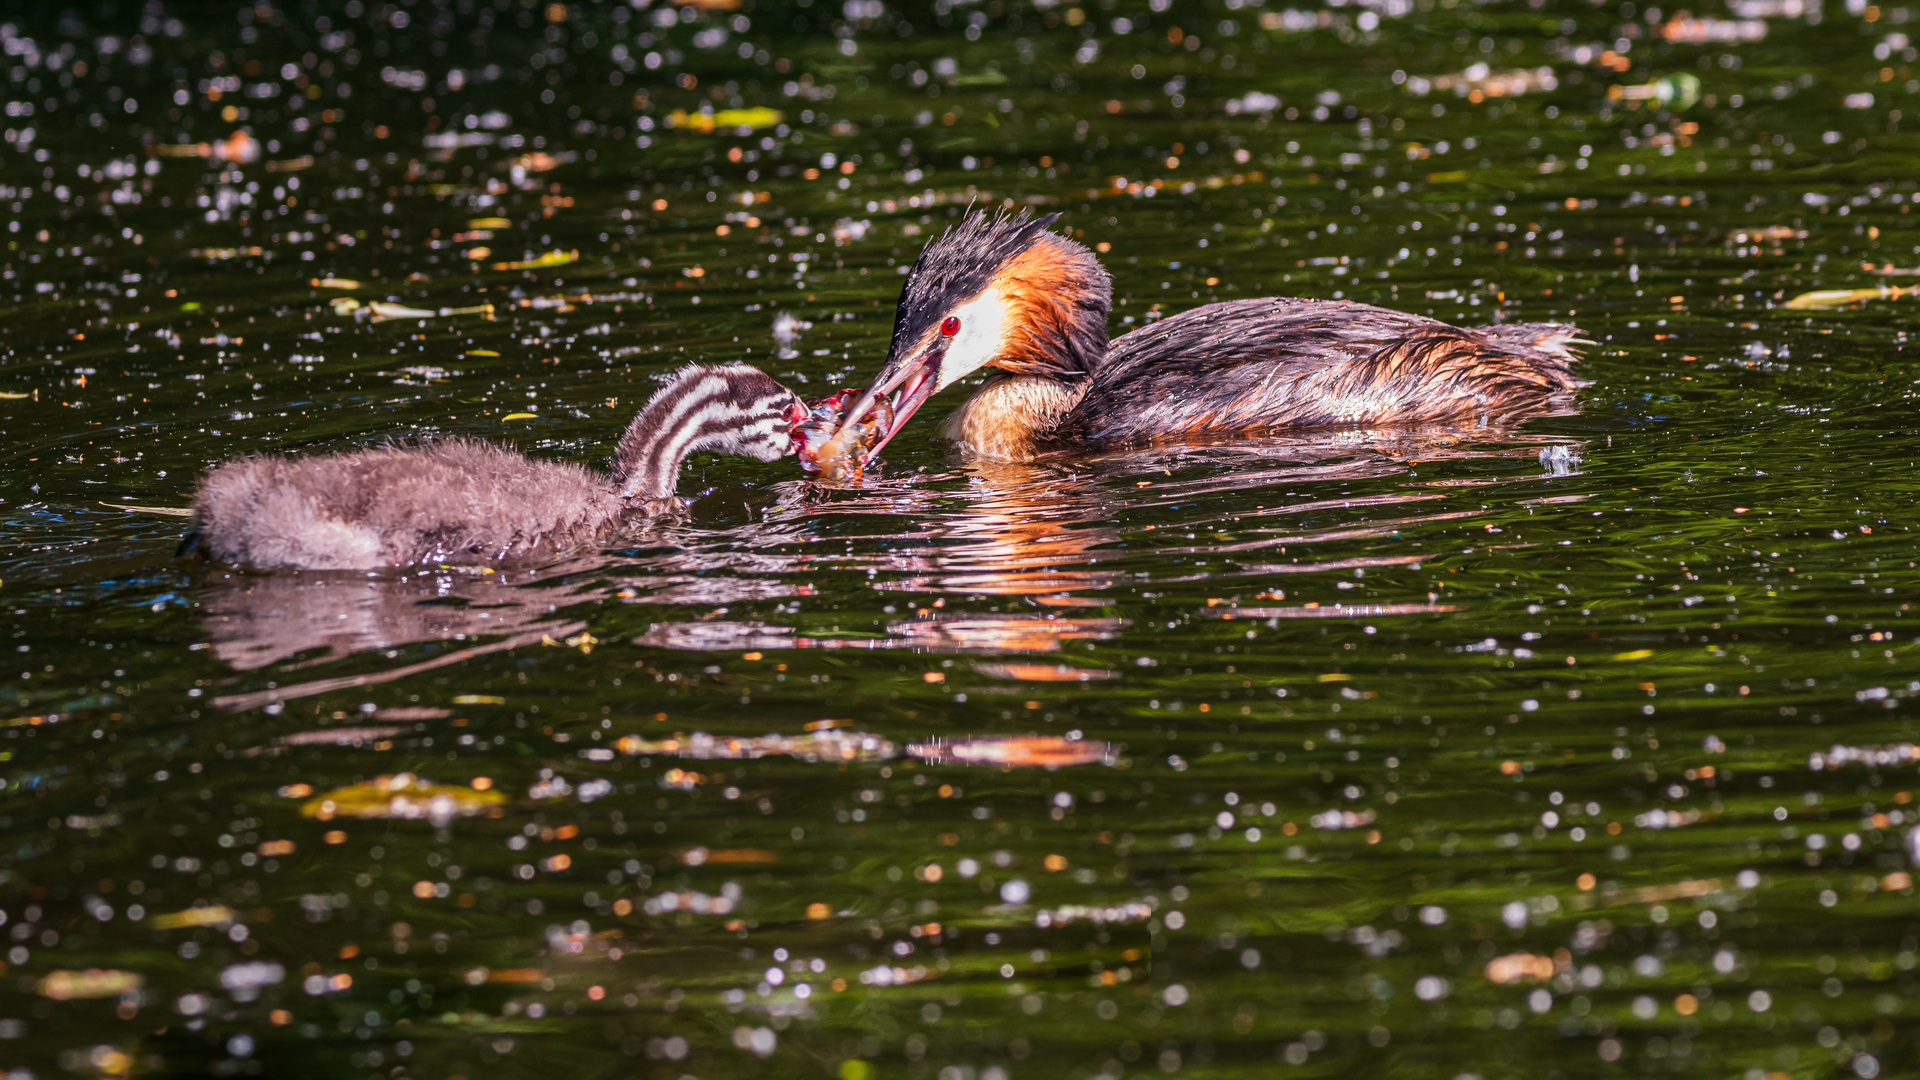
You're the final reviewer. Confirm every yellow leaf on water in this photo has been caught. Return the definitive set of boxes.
[1612,649,1653,660]
[39,969,143,1000]
[452,694,506,705]
[0,391,29,399]
[666,106,783,133]
[1784,285,1912,309]
[301,773,507,821]
[501,412,538,421]
[465,349,501,357]
[150,905,235,930]
[467,217,512,229]
[491,249,579,271]
[311,277,362,289]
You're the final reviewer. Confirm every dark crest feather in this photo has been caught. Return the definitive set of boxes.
[888,209,1065,358]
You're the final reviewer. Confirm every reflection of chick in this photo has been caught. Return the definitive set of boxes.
[196,564,602,671]
[184,364,804,570]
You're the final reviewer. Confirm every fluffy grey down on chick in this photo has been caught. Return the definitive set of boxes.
[186,363,802,570]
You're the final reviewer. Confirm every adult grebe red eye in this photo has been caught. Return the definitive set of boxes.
[940,316,961,336]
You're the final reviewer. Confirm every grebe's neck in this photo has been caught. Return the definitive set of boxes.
[991,233,1113,379]
[938,373,1086,462]
[610,366,794,500]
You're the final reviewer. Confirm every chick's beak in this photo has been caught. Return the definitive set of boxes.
[831,338,946,465]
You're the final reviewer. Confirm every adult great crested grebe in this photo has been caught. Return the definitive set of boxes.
[186,364,805,570]
[829,210,1587,465]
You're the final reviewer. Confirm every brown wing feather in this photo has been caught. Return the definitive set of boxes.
[1042,298,1584,450]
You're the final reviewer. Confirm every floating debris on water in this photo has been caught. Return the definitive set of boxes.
[1659,16,1767,42]
[973,663,1118,682]
[886,615,1129,652]
[657,768,708,790]
[1309,808,1377,829]
[492,249,580,271]
[150,905,235,930]
[666,106,784,133]
[1810,741,1920,770]
[219,961,287,999]
[615,728,897,762]
[1784,284,1915,309]
[1539,444,1581,476]
[301,774,507,821]
[680,846,778,865]
[153,131,259,162]
[1484,953,1556,984]
[858,963,933,986]
[643,886,740,915]
[1034,899,1155,927]
[908,736,1117,768]
[38,970,142,1001]
[1609,72,1702,108]
[1408,64,1558,99]
[1728,226,1805,244]
[99,501,193,516]
[1204,603,1464,619]
[251,725,410,754]
[1223,91,1282,115]
[772,311,812,344]
[365,301,496,322]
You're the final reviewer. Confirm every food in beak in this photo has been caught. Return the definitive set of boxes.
[793,388,896,482]
[822,347,942,472]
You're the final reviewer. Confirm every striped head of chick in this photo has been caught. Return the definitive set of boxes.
[613,363,807,501]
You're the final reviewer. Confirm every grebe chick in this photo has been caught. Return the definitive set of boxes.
[187,364,804,570]
[833,210,1587,464]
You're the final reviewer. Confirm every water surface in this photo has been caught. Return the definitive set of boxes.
[2,2,1919,1078]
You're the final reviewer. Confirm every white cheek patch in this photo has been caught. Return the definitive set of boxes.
[935,291,1014,390]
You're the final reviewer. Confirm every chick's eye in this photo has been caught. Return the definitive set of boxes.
[940,316,961,337]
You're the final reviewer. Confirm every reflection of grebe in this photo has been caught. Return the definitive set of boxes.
[185,364,804,570]
[834,210,1587,463]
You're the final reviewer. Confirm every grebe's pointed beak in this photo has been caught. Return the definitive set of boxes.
[831,337,948,465]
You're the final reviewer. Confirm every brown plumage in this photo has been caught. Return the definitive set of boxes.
[835,210,1587,464]
[185,364,805,570]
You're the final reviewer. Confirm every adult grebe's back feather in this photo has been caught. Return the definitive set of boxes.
[1037,298,1582,450]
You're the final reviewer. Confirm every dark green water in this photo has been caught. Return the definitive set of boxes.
[3,1,1919,1077]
